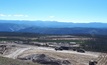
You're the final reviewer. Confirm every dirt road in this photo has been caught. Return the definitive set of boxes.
[4,44,100,59]
[4,48,30,59]
[35,47,100,57]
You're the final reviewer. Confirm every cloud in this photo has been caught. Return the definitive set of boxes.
[7,15,12,17]
[0,14,6,17]
[13,14,29,17]
[49,16,55,18]
[13,14,24,17]
[13,14,28,17]
[25,15,29,17]
[0,14,29,17]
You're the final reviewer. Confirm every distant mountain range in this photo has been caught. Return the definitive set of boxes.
[1,20,107,28]
[0,20,107,35]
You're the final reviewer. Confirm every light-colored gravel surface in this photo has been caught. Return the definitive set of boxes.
[3,44,101,65]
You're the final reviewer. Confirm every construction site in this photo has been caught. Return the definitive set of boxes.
[0,41,106,65]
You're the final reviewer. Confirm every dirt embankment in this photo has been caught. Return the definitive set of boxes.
[2,44,100,65]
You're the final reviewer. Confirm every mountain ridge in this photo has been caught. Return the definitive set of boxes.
[0,20,107,35]
[0,20,107,28]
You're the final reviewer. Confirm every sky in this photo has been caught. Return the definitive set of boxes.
[0,0,107,23]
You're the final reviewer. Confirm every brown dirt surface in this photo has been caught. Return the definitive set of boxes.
[18,48,98,65]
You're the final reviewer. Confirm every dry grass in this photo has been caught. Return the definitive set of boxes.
[0,56,40,65]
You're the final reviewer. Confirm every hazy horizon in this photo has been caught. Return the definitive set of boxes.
[0,19,107,24]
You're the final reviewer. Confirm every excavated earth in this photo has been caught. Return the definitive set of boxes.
[1,44,101,65]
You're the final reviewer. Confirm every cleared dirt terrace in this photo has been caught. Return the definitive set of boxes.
[1,43,100,65]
